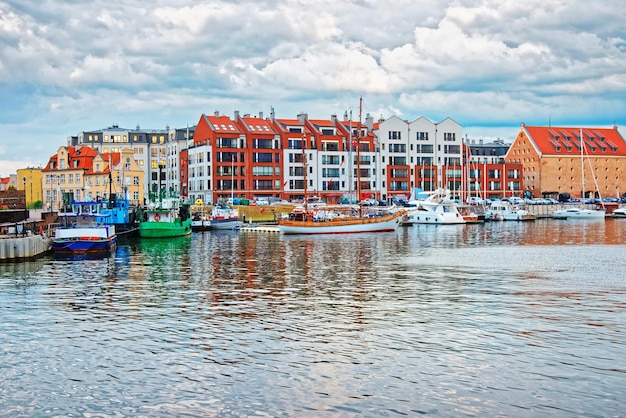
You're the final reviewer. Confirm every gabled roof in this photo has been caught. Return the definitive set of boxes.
[523,126,626,156]
[240,117,277,135]
[205,115,242,134]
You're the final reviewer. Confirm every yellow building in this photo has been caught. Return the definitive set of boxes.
[42,146,145,210]
[16,168,43,207]
[505,124,626,200]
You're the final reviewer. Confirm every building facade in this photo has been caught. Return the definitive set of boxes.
[42,146,145,210]
[505,124,626,199]
[16,168,43,207]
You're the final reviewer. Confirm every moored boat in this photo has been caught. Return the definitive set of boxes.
[191,210,211,231]
[402,189,466,225]
[551,206,605,219]
[613,206,626,217]
[52,212,117,255]
[278,205,405,235]
[139,192,192,238]
[486,201,536,221]
[209,201,243,230]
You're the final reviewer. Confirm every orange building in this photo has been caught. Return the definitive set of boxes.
[505,124,626,200]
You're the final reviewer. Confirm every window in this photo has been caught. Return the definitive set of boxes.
[388,131,402,140]
[416,132,429,140]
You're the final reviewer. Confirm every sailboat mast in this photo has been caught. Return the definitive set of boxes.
[356,97,362,206]
[580,128,584,200]
[302,132,308,213]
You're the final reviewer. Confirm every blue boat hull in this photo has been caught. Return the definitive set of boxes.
[52,237,117,254]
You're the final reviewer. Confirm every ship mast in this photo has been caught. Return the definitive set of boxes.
[302,132,308,214]
[356,97,363,214]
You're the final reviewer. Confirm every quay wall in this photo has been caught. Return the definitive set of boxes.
[0,235,52,261]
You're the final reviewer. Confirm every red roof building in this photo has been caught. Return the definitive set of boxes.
[506,124,626,199]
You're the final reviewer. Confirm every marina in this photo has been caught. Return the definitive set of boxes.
[1,219,625,416]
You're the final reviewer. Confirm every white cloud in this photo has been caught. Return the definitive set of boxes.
[1,0,626,177]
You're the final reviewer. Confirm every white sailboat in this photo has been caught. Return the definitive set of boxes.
[552,128,605,219]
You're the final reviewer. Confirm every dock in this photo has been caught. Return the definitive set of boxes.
[239,224,280,233]
[0,234,52,261]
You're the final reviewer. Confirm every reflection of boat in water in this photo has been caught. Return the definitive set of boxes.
[402,189,465,225]
[486,201,536,221]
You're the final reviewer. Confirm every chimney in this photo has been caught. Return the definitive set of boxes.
[270,107,275,121]
[330,114,337,124]
[297,113,308,124]
[343,111,349,122]
[259,111,263,119]
[214,110,220,117]
[366,115,374,131]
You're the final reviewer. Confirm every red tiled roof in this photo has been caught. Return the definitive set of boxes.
[241,117,277,134]
[206,116,241,134]
[523,126,626,156]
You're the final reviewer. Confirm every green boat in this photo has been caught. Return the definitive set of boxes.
[139,192,192,238]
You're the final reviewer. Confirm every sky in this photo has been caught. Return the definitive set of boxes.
[1,0,626,177]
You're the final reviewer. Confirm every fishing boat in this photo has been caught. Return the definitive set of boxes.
[139,191,192,238]
[486,200,536,221]
[52,208,117,255]
[99,193,140,236]
[552,129,605,220]
[208,201,243,230]
[402,189,466,225]
[278,98,405,235]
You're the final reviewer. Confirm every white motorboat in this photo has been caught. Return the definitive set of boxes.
[402,189,465,225]
[551,206,605,219]
[486,201,536,221]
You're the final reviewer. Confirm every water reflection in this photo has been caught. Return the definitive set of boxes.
[0,220,625,416]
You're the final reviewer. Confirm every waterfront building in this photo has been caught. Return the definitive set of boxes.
[505,124,626,200]
[374,116,466,200]
[16,168,43,207]
[42,146,145,210]
[68,124,189,199]
[61,110,528,205]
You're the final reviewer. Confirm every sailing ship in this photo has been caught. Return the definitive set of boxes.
[278,98,406,234]
[139,190,192,238]
[552,128,605,219]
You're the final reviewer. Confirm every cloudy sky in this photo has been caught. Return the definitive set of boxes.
[1,0,626,177]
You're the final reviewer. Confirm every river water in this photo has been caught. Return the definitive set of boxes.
[1,219,625,417]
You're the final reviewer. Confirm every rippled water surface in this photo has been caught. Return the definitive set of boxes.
[1,219,625,416]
